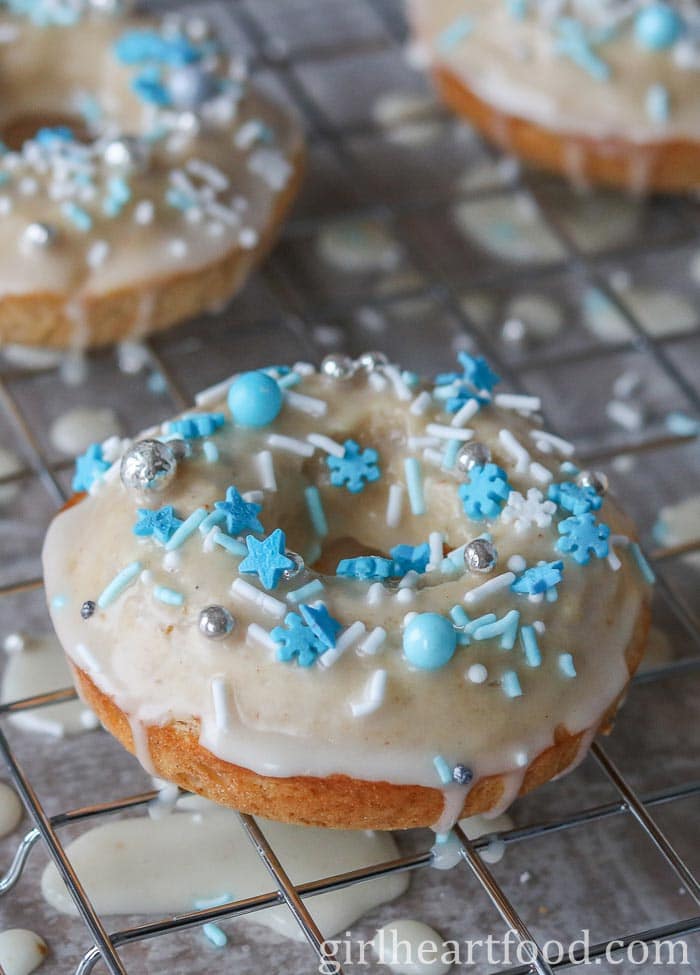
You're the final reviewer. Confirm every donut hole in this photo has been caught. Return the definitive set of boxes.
[1,112,90,150]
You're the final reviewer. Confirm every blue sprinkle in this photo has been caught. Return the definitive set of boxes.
[560,461,580,476]
[199,510,227,534]
[327,440,381,494]
[166,413,226,440]
[502,670,523,699]
[287,580,325,604]
[554,18,611,81]
[213,534,248,558]
[36,126,74,145]
[299,602,341,648]
[464,613,497,638]
[202,923,227,948]
[61,201,92,232]
[98,562,142,609]
[391,542,430,575]
[437,15,474,53]
[114,30,202,66]
[559,652,577,678]
[153,585,184,606]
[520,625,542,667]
[450,605,470,629]
[337,556,395,581]
[305,486,328,537]
[646,83,670,123]
[506,0,528,19]
[665,411,699,437]
[202,441,219,463]
[239,528,295,590]
[630,542,656,585]
[166,508,208,551]
[275,370,302,389]
[404,457,425,515]
[473,609,521,650]
[72,443,110,492]
[634,3,684,51]
[433,754,453,785]
[442,438,460,471]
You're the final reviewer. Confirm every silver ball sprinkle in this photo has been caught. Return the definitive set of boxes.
[80,600,96,620]
[198,605,235,640]
[282,551,305,580]
[576,470,608,496]
[168,438,191,461]
[452,763,473,786]
[167,65,218,111]
[357,350,389,372]
[21,222,58,250]
[456,441,491,475]
[320,354,356,381]
[465,538,498,574]
[103,136,150,173]
[120,439,178,494]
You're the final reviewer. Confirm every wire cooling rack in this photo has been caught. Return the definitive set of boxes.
[0,1,699,972]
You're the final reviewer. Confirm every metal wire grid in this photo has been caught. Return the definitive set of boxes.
[0,0,698,971]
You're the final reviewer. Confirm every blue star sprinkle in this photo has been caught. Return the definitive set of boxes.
[336,556,395,581]
[435,353,500,395]
[548,481,603,516]
[72,444,110,493]
[214,486,263,537]
[512,560,565,596]
[239,528,294,590]
[271,612,328,667]
[165,413,225,440]
[458,463,511,521]
[299,603,342,649]
[326,440,380,494]
[390,543,430,575]
[133,506,183,545]
[557,514,610,565]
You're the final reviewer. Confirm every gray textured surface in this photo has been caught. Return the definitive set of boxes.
[0,0,699,972]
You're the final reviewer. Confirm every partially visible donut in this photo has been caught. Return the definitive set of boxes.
[43,352,652,830]
[0,1,304,346]
[409,0,700,193]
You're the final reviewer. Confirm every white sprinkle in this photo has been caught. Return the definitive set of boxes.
[530,429,575,457]
[206,202,239,228]
[423,448,444,467]
[495,393,541,413]
[498,428,530,473]
[533,620,546,635]
[211,676,231,731]
[239,227,259,249]
[202,526,221,554]
[427,531,444,571]
[529,461,553,484]
[267,433,314,457]
[368,371,388,392]
[350,669,387,717]
[318,621,366,668]
[464,572,516,607]
[231,578,286,619]
[386,483,404,528]
[163,551,181,572]
[140,569,154,585]
[451,398,480,427]
[396,588,415,604]
[367,582,386,607]
[86,239,110,268]
[186,157,229,192]
[507,554,526,573]
[358,627,387,656]
[398,570,420,589]
[426,423,474,442]
[408,436,439,450]
[256,450,277,492]
[410,390,432,415]
[286,390,327,418]
[607,399,644,432]
[293,361,315,376]
[243,490,264,504]
[467,663,488,684]
[247,623,277,651]
[607,536,623,571]
[307,433,345,458]
[195,375,232,407]
[382,364,412,401]
[74,642,100,674]
[169,238,188,259]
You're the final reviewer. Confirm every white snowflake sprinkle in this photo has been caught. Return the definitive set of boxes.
[501,488,556,533]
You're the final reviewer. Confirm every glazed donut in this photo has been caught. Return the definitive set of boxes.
[0,1,303,347]
[43,353,651,831]
[409,0,700,193]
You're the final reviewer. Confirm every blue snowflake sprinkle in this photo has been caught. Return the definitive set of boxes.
[445,389,487,416]
[326,439,380,494]
[165,413,225,440]
[271,612,328,667]
[133,505,183,545]
[390,543,430,575]
[299,602,342,649]
[214,486,263,537]
[512,560,564,596]
[239,528,294,590]
[72,444,110,493]
[458,463,511,521]
[114,30,202,66]
[557,514,610,565]
[132,67,172,107]
[548,480,603,516]
[457,352,500,393]
[336,556,395,581]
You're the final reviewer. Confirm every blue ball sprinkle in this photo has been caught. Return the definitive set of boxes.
[403,613,457,671]
[228,371,283,428]
[634,3,683,50]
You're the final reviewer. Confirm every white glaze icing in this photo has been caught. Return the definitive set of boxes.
[49,406,121,456]
[372,920,453,975]
[0,7,302,340]
[41,795,407,940]
[42,358,649,826]
[1,632,98,736]
[410,0,700,143]
[0,781,22,838]
[0,929,48,975]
